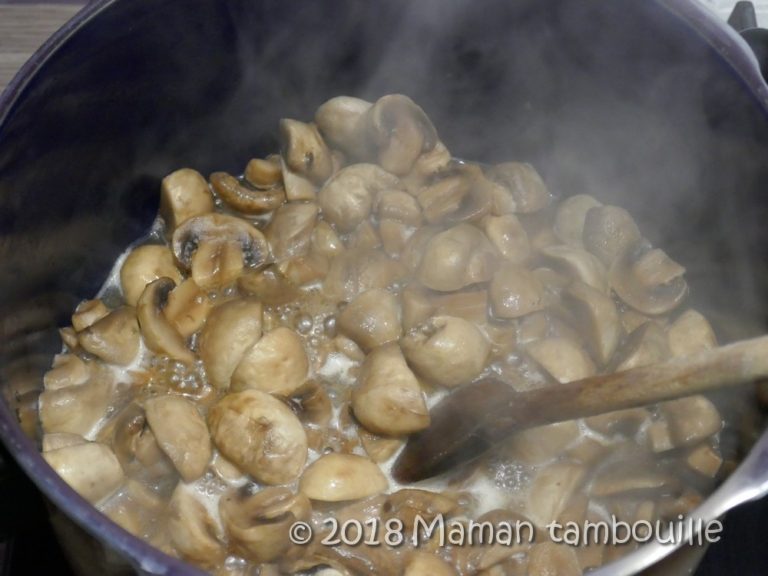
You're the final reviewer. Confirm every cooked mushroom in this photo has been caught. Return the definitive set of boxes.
[244,155,283,188]
[111,403,176,480]
[311,220,344,259]
[238,265,301,305]
[78,307,140,366]
[685,443,722,477]
[658,395,722,447]
[482,214,530,263]
[365,94,438,175]
[208,390,307,485]
[318,164,400,232]
[315,95,373,158]
[525,337,596,383]
[120,244,182,307]
[293,379,333,430]
[401,140,453,192]
[137,278,195,364]
[352,343,429,436]
[210,171,285,214]
[667,309,717,357]
[379,219,412,257]
[485,162,549,214]
[39,378,112,436]
[489,263,545,319]
[401,315,490,388]
[347,219,381,251]
[172,213,269,291]
[540,245,609,294]
[418,224,497,292]
[526,462,585,527]
[376,189,422,226]
[43,442,124,504]
[590,459,678,497]
[71,299,110,332]
[337,288,402,351]
[160,168,215,232]
[416,170,471,224]
[43,354,91,390]
[231,326,309,396]
[609,245,688,315]
[401,225,441,273]
[503,420,581,465]
[264,202,318,261]
[220,486,311,563]
[404,552,457,576]
[562,280,621,365]
[42,432,87,452]
[162,278,212,338]
[281,157,318,202]
[552,194,603,248]
[430,287,488,325]
[359,430,404,463]
[611,321,669,371]
[323,249,406,302]
[280,119,334,184]
[526,542,581,576]
[299,453,388,502]
[167,484,225,569]
[582,205,642,266]
[144,395,211,482]
[198,298,263,389]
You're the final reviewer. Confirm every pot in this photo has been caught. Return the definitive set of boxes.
[1,0,767,574]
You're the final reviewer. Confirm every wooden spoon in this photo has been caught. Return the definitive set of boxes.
[393,335,768,482]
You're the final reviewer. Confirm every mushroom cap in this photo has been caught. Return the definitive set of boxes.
[315,95,373,159]
[299,453,388,502]
[489,262,545,319]
[120,244,182,307]
[160,168,214,232]
[553,194,602,248]
[582,205,642,266]
[525,337,596,384]
[418,224,497,292]
[338,288,403,351]
[279,119,333,184]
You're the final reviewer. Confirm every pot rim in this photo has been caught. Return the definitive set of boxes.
[0,1,766,575]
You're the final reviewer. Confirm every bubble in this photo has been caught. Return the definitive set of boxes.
[295,313,313,334]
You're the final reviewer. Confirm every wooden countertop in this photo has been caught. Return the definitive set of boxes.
[0,3,84,95]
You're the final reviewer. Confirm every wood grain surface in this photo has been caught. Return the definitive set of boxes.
[0,4,84,94]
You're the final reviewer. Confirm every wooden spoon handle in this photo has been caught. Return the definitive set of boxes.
[393,335,768,482]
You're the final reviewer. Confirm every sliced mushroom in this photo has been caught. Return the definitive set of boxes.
[489,263,545,319]
[120,244,182,307]
[503,420,580,465]
[359,430,404,463]
[111,403,176,480]
[39,378,112,436]
[293,379,333,430]
[416,170,470,224]
[280,119,334,183]
[540,245,609,294]
[401,225,441,273]
[160,168,215,232]
[418,224,497,292]
[162,278,212,338]
[685,443,722,477]
[198,298,263,389]
[584,408,649,437]
[281,157,318,202]
[244,155,283,188]
[482,213,530,263]
[526,462,585,527]
[404,552,457,576]
[485,162,549,214]
[238,265,301,305]
[667,309,717,357]
[611,321,669,372]
[167,484,225,569]
[430,287,489,325]
[43,442,124,504]
[311,220,344,259]
[210,171,285,214]
[172,213,269,291]
[265,202,318,261]
[299,453,388,502]
[365,94,438,175]
[231,326,309,396]
[137,278,195,364]
[525,337,596,383]
[582,205,642,266]
[609,245,688,315]
[144,395,211,482]
[526,542,581,576]
[401,315,490,388]
[401,286,436,332]
[383,488,462,531]
[209,390,307,485]
[658,395,722,447]
[43,354,91,390]
[42,432,87,452]
[552,194,603,247]
[591,459,678,497]
[352,343,429,436]
[347,219,381,250]
[379,219,412,257]
[562,280,621,365]
[78,307,140,365]
[318,164,400,232]
[337,288,402,351]
[324,249,406,302]
[71,299,110,332]
[315,95,373,158]
[220,486,311,563]
[403,140,453,189]
[376,189,422,226]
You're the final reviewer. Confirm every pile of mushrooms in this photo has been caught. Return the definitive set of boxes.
[37,93,727,576]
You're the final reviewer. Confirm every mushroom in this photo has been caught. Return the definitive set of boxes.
[359,430,404,463]
[208,390,307,485]
[281,157,318,202]
[172,213,269,291]
[318,164,400,232]
[418,224,497,292]
[352,343,429,436]
[590,459,678,497]
[111,403,176,480]
[562,280,621,365]
[582,205,642,266]
[526,462,586,527]
[43,354,91,390]
[39,378,112,436]
[609,245,688,315]
[311,220,344,259]
[667,309,717,357]
[78,306,140,365]
[137,278,196,364]
[120,244,182,307]
[238,265,301,305]
[430,287,489,325]
[198,298,263,389]
[379,219,412,257]
[231,326,309,396]
[293,379,333,430]
[162,278,213,338]
[244,155,283,188]
[210,171,285,214]
[489,263,545,319]
[383,489,462,530]
[314,95,372,158]
[299,453,388,502]
[404,140,453,189]
[323,249,406,302]
[416,171,470,224]
[264,202,318,261]
[611,321,669,371]
[144,395,212,482]
[42,432,87,452]
[43,442,124,504]
[526,542,581,576]
[364,94,438,175]
[71,299,110,332]
[167,484,225,569]
[552,194,603,248]
[484,162,550,214]
[503,420,581,465]
[525,337,596,383]
[540,245,609,294]
[160,168,215,233]
[482,214,530,263]
[658,395,722,447]
[404,552,457,576]
[347,219,381,250]
[338,288,402,351]
[220,486,311,563]
[401,225,441,273]
[401,315,490,388]
[584,408,649,437]
[376,189,422,226]
[685,443,722,477]
[279,119,334,183]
